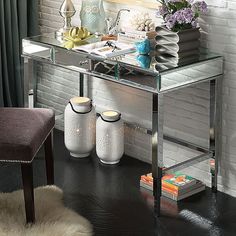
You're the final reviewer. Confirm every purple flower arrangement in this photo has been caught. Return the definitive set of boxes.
[156,0,208,32]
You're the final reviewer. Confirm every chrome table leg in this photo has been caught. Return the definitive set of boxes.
[210,77,222,192]
[152,93,164,217]
[23,58,35,108]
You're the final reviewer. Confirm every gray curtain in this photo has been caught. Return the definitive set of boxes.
[0,0,38,107]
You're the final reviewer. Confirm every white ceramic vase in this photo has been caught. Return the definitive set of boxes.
[64,97,96,158]
[96,110,124,164]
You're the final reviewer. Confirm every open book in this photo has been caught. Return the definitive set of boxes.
[73,40,136,58]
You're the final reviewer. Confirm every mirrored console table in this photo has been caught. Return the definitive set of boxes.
[22,34,223,217]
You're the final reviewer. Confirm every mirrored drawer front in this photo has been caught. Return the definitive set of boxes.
[23,40,90,71]
[54,48,90,70]
[160,57,223,92]
[22,39,52,61]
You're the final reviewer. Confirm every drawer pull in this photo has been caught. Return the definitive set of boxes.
[79,60,89,66]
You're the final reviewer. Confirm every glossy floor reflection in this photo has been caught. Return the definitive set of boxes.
[0,129,235,236]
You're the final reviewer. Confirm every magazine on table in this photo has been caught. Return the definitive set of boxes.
[73,40,136,58]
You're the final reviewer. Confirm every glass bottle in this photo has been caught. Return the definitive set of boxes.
[80,0,106,34]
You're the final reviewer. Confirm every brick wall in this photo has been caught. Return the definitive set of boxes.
[38,0,236,197]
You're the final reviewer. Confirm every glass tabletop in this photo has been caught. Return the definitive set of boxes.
[23,33,221,71]
[22,33,223,93]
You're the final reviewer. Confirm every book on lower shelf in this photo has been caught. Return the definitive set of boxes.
[73,40,136,58]
[140,172,205,201]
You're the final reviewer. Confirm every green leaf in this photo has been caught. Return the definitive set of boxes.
[171,23,192,32]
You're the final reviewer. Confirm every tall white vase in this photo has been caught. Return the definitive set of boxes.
[96,110,124,164]
[64,97,96,158]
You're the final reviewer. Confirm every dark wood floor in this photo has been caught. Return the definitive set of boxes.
[0,129,236,236]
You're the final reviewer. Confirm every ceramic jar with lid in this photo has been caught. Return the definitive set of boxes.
[64,97,96,158]
[96,110,124,164]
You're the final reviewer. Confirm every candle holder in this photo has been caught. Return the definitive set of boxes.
[96,110,124,164]
[64,97,96,158]
[56,0,76,38]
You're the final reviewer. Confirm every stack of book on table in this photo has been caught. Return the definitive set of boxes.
[140,172,205,201]
[118,30,157,48]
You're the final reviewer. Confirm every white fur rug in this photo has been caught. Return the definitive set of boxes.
[0,185,93,236]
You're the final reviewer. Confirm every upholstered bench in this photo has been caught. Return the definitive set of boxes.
[0,108,55,224]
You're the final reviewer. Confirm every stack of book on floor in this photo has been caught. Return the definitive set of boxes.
[140,172,205,201]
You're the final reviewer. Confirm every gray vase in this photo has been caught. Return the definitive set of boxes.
[155,26,201,57]
[155,26,201,69]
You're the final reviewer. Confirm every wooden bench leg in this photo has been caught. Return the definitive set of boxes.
[45,132,54,185]
[21,163,35,224]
